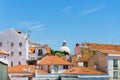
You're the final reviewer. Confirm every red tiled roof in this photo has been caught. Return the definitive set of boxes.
[8,65,29,73]
[64,67,104,74]
[38,56,72,65]
[8,65,48,74]
[37,69,48,74]
[98,50,120,54]
[82,42,120,51]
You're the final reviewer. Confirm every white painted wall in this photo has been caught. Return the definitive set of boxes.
[0,29,29,66]
[28,48,46,60]
[33,74,59,80]
[33,74,109,80]
[78,62,84,67]
[51,65,72,74]
[39,65,49,72]
[10,77,28,80]
[8,73,32,80]
[108,55,120,80]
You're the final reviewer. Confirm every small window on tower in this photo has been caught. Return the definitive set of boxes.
[0,42,2,47]
[19,42,22,47]
[19,51,22,56]
[11,42,14,47]
[11,52,14,56]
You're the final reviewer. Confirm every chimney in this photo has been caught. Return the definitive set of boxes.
[44,44,48,47]
[76,43,80,47]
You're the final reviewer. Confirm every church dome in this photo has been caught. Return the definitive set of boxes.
[59,40,70,54]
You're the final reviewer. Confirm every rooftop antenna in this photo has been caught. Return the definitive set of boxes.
[20,29,31,39]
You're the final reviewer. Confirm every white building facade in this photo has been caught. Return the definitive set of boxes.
[107,54,120,80]
[0,29,29,66]
[29,47,46,60]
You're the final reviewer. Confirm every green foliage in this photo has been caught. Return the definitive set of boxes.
[50,48,69,56]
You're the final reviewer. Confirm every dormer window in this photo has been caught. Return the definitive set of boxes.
[38,49,43,56]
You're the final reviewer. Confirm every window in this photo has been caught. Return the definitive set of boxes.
[113,71,118,79]
[11,42,14,47]
[31,57,35,60]
[11,62,13,66]
[4,56,6,60]
[63,65,68,69]
[0,42,2,47]
[18,62,21,65]
[84,62,88,67]
[19,42,22,47]
[19,51,22,56]
[11,52,14,56]
[38,49,43,56]
[113,59,118,69]
[54,65,58,73]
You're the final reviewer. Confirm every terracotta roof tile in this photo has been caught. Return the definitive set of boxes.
[64,67,104,74]
[38,56,72,65]
[8,65,33,73]
[98,50,120,54]
[37,69,48,74]
[83,42,120,51]
[8,66,29,73]
[8,65,48,74]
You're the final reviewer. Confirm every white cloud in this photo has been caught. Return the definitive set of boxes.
[81,6,105,15]
[30,24,45,30]
[16,22,46,31]
[61,5,106,16]
[63,6,73,11]
[61,6,74,16]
